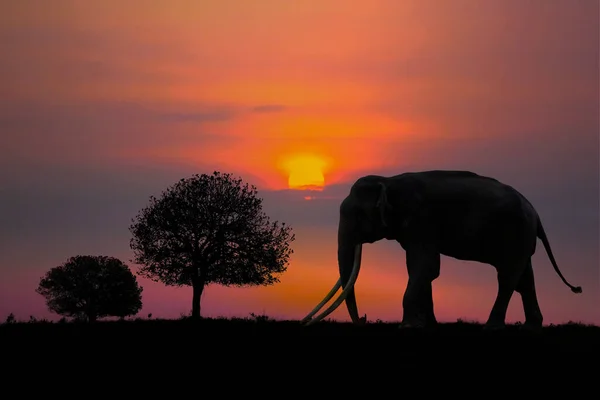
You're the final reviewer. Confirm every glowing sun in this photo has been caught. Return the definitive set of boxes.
[285,154,327,190]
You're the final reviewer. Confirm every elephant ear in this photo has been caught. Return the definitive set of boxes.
[397,181,425,229]
[376,182,393,227]
[350,178,393,227]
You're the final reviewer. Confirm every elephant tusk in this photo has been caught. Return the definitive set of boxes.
[304,245,362,326]
[300,278,342,324]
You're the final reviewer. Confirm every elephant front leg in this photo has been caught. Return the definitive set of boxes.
[401,281,438,328]
[401,280,424,328]
[400,249,440,329]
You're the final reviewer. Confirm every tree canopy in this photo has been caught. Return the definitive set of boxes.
[36,255,143,322]
[129,171,295,318]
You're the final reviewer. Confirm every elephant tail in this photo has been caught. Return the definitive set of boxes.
[537,217,582,294]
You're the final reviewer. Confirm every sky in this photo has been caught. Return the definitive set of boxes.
[1,0,598,325]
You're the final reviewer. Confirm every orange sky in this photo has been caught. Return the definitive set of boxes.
[1,0,598,325]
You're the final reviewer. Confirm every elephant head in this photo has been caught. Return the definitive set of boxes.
[301,175,421,326]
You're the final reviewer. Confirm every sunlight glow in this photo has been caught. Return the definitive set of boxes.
[284,154,327,191]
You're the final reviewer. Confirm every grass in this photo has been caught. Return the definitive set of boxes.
[2,313,598,346]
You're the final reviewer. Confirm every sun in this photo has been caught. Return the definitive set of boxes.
[284,154,327,191]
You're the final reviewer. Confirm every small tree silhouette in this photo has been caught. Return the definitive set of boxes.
[36,255,143,322]
[129,171,295,320]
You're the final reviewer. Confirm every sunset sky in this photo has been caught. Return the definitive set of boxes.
[1,0,598,325]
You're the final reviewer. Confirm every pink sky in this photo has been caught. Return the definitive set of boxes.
[1,0,598,325]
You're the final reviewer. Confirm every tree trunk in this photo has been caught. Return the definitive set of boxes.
[191,280,205,320]
[87,312,97,323]
[86,298,97,323]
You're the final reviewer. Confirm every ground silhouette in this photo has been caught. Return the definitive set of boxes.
[2,315,596,392]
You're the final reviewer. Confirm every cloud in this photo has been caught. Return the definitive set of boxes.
[258,183,353,230]
[0,100,237,126]
[250,104,287,113]
[158,110,236,123]
[0,100,240,168]
[0,22,198,101]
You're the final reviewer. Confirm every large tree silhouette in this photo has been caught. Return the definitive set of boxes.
[129,171,295,319]
[36,255,143,322]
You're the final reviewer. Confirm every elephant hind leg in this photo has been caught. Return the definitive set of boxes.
[515,259,543,329]
[422,282,437,325]
[485,260,527,329]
